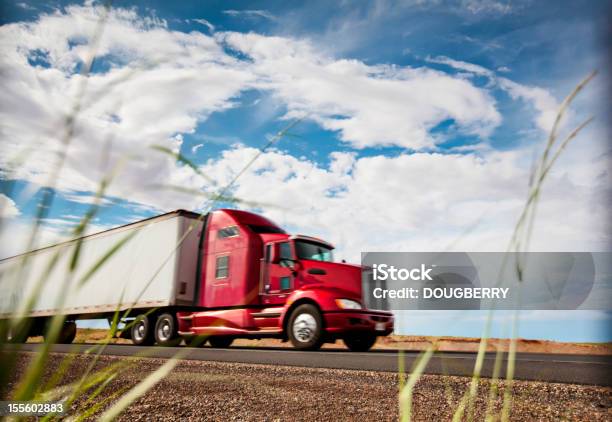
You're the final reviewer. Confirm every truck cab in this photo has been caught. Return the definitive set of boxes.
[177,209,394,351]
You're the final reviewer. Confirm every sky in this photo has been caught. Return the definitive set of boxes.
[0,0,611,342]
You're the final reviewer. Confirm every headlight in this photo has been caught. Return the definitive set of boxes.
[335,299,362,309]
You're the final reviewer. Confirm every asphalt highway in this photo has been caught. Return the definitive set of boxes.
[14,343,612,386]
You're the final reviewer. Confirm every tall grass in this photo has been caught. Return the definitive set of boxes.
[0,2,598,419]
[0,4,303,418]
[0,114,301,417]
[0,132,299,418]
[398,71,596,422]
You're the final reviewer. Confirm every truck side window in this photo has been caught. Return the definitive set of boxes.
[279,242,292,260]
[215,255,229,279]
[218,226,239,238]
[280,276,291,290]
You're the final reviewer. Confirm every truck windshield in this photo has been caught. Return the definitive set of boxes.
[294,240,334,262]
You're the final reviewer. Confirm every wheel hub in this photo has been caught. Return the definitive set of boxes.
[158,320,171,340]
[292,313,317,343]
[134,321,145,340]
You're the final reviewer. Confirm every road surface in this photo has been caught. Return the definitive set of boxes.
[14,343,612,386]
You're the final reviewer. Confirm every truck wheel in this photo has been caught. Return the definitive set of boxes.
[154,313,180,346]
[42,321,76,344]
[57,321,77,344]
[131,315,154,346]
[6,318,35,343]
[208,336,233,348]
[7,327,28,343]
[288,304,323,351]
[343,333,377,352]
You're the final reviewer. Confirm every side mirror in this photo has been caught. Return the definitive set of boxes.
[280,259,295,269]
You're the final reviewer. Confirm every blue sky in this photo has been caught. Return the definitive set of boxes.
[0,0,610,341]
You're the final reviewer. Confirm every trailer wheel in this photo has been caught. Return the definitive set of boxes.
[154,313,180,346]
[6,327,28,343]
[288,304,323,351]
[208,336,233,348]
[131,315,154,346]
[343,333,377,352]
[5,318,36,343]
[43,321,77,344]
[57,322,77,344]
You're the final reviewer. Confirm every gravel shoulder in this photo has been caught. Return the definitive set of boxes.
[4,352,612,421]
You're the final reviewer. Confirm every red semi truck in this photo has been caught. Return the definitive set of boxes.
[0,209,393,351]
[177,209,393,351]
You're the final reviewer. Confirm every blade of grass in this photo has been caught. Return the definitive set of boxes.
[451,309,494,422]
[201,118,303,210]
[145,183,284,210]
[496,71,596,422]
[98,351,188,421]
[500,308,519,422]
[399,346,435,422]
[73,384,131,422]
[8,115,301,418]
[484,344,505,421]
[151,145,215,183]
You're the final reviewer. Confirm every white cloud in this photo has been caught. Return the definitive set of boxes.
[0,194,21,219]
[0,216,113,259]
[424,56,560,133]
[0,4,514,213]
[201,144,609,261]
[426,55,493,77]
[0,3,606,259]
[0,5,253,211]
[192,18,215,32]
[221,32,502,149]
[497,77,560,133]
[222,10,276,21]
[16,2,36,11]
[460,0,513,15]
[62,193,115,206]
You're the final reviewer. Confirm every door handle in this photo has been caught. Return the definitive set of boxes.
[307,268,326,275]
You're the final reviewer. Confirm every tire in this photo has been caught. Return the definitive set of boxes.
[343,333,377,352]
[57,321,77,344]
[6,318,33,343]
[154,313,180,346]
[287,304,324,351]
[7,327,28,343]
[43,321,77,344]
[208,336,234,348]
[0,324,7,343]
[185,336,207,348]
[131,314,154,346]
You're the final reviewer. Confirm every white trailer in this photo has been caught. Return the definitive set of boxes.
[0,210,204,345]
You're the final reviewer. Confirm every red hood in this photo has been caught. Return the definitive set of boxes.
[297,260,363,300]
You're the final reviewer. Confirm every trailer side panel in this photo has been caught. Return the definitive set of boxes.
[0,213,200,318]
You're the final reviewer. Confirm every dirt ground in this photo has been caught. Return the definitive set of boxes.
[28,329,612,355]
[4,352,611,421]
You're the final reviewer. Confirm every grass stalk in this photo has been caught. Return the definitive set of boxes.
[399,346,435,422]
